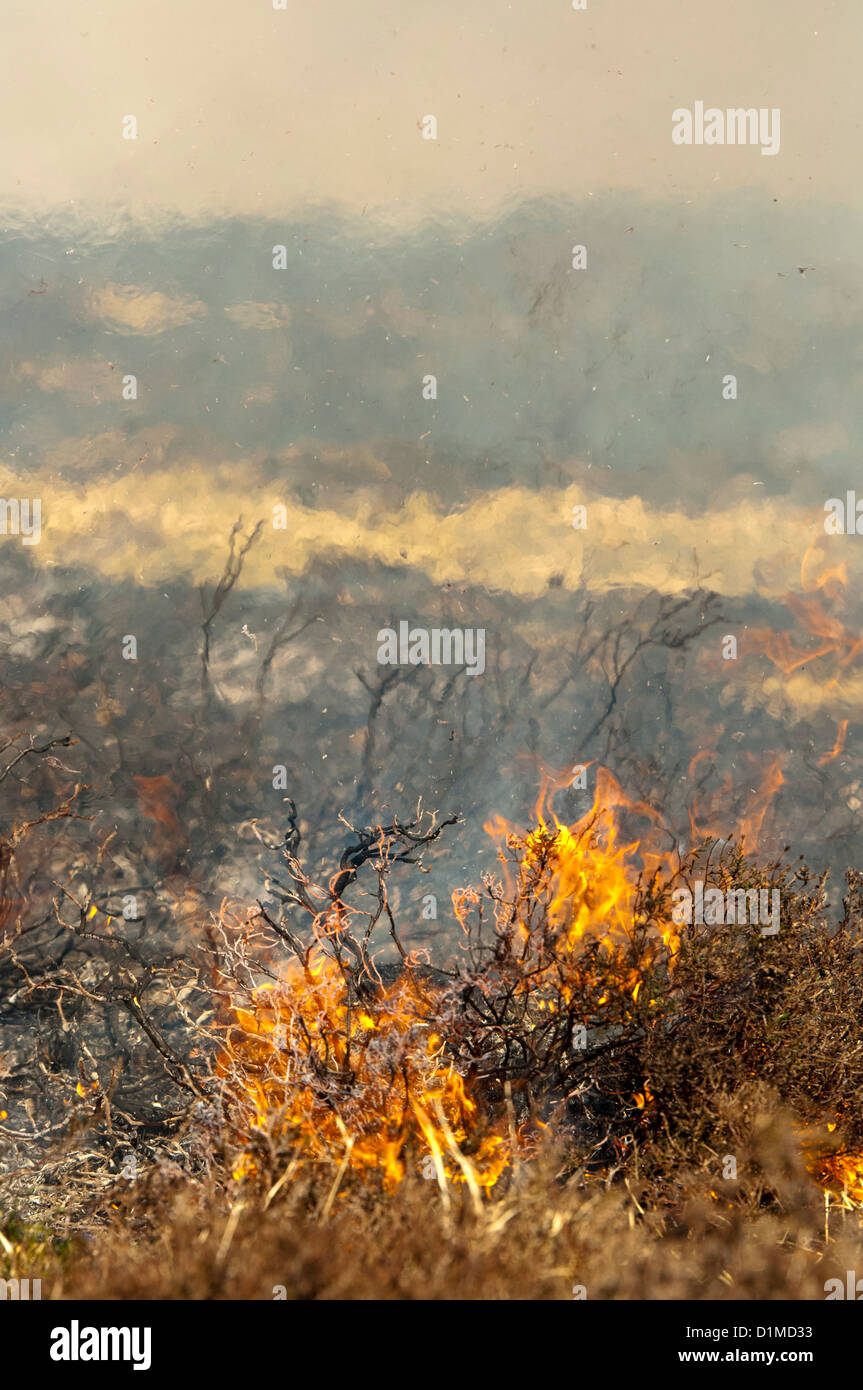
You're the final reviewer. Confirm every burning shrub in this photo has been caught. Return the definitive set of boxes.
[211,771,681,1194]
[211,807,513,1194]
[217,948,510,1191]
[444,768,680,1127]
[211,772,863,1225]
[6,735,863,1300]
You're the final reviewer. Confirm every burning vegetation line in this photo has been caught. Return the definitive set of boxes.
[211,764,863,1214]
[214,767,687,1193]
[7,729,863,1232]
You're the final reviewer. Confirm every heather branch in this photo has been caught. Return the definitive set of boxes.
[200,517,264,694]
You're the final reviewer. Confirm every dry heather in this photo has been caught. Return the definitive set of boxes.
[4,1106,863,1301]
[3,747,863,1299]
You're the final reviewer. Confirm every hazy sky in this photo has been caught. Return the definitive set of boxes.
[3,0,861,735]
[3,0,858,226]
[1,2,860,887]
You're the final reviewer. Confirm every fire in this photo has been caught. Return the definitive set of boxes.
[817,718,849,767]
[813,1152,863,1209]
[748,532,862,682]
[217,944,512,1192]
[217,766,683,1193]
[483,763,679,975]
[687,750,785,851]
[800,1128,863,1210]
[218,758,854,1203]
[633,1081,654,1111]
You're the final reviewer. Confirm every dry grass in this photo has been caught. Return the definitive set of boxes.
[5,1106,863,1301]
[4,752,863,1299]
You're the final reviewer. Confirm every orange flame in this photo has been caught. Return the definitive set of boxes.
[748,534,862,682]
[482,764,680,999]
[217,946,511,1192]
[217,752,826,1195]
[817,718,849,767]
[687,751,785,852]
[800,1127,863,1209]
[218,767,683,1192]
